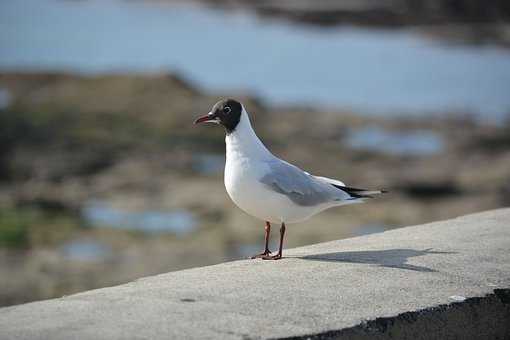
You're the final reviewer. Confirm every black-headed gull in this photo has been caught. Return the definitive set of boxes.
[194,99,386,260]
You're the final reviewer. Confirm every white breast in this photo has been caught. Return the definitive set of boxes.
[223,109,327,223]
[225,157,332,223]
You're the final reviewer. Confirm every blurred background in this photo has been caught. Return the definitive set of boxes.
[1,0,510,307]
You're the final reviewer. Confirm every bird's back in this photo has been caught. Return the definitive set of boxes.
[223,105,364,223]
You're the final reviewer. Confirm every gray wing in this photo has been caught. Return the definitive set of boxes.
[260,159,351,206]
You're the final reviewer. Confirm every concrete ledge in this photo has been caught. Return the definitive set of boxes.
[1,209,509,340]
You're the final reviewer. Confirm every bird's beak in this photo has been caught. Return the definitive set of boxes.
[194,112,218,125]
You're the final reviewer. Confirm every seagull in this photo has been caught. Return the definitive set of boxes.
[194,99,386,260]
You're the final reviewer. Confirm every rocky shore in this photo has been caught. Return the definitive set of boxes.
[180,0,510,46]
[1,72,509,306]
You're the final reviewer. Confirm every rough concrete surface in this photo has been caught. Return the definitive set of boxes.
[1,208,509,340]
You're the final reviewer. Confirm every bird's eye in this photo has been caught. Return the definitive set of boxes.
[224,106,231,114]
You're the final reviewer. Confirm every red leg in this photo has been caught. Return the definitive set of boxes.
[250,221,272,259]
[262,223,285,260]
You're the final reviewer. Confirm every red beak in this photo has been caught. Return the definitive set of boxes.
[194,113,217,125]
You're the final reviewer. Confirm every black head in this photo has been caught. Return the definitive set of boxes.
[194,99,242,133]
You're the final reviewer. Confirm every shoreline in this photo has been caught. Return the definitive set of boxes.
[1,71,509,307]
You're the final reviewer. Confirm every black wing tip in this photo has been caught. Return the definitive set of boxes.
[331,184,388,198]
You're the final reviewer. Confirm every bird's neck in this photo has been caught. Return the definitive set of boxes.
[225,112,272,161]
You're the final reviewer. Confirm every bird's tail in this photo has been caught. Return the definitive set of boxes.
[314,175,387,199]
[332,184,388,199]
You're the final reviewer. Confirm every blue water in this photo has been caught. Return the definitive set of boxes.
[60,239,112,262]
[192,153,225,175]
[0,88,11,109]
[1,0,510,119]
[82,200,197,235]
[347,127,444,156]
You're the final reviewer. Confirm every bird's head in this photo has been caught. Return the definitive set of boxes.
[194,98,243,134]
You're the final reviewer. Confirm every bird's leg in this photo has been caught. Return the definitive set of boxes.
[250,221,272,259]
[262,222,285,260]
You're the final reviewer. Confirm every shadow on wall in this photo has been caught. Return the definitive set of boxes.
[298,248,455,272]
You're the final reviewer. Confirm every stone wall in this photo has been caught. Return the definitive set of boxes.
[1,208,509,339]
